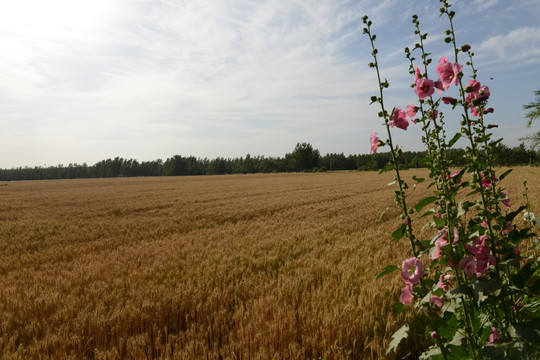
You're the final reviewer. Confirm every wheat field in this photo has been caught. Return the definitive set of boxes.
[0,168,538,359]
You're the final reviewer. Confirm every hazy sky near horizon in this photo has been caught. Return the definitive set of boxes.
[1,0,539,168]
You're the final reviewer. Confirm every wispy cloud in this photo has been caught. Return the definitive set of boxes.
[0,0,539,167]
[476,26,540,66]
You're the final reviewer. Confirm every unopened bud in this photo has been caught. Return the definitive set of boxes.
[370,96,377,102]
[444,37,452,43]
[461,44,471,52]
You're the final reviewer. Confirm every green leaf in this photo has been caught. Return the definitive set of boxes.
[391,224,407,241]
[379,162,393,174]
[413,175,425,183]
[415,196,438,213]
[499,168,512,181]
[449,284,473,298]
[449,330,466,346]
[513,262,533,289]
[419,346,443,360]
[392,302,404,314]
[377,265,400,279]
[379,204,394,220]
[433,215,445,229]
[386,324,409,355]
[448,132,462,148]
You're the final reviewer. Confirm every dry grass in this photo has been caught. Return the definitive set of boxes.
[0,168,538,359]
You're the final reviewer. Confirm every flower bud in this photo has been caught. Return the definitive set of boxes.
[444,37,452,43]
[461,44,471,52]
[370,96,378,102]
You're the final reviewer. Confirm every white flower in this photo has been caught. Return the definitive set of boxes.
[523,211,535,222]
[523,211,540,228]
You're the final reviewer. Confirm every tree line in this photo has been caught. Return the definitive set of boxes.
[0,142,538,181]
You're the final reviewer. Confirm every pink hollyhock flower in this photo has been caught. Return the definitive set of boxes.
[428,109,438,121]
[481,177,492,189]
[414,78,435,99]
[436,56,462,92]
[467,237,496,276]
[501,191,511,209]
[453,226,459,244]
[503,221,512,235]
[430,294,444,308]
[401,257,423,284]
[404,216,411,226]
[431,331,440,340]
[432,231,449,260]
[514,247,521,257]
[435,80,444,94]
[466,79,481,93]
[442,96,455,104]
[475,247,496,276]
[459,255,476,278]
[370,132,379,153]
[406,103,416,118]
[481,220,488,228]
[488,326,500,344]
[414,67,421,82]
[437,273,453,292]
[391,107,409,130]
[400,284,413,305]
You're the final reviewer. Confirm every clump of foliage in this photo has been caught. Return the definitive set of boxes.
[363,1,540,358]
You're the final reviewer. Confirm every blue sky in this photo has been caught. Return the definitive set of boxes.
[1,0,539,168]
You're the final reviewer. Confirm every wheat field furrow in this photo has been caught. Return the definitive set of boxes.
[0,169,538,359]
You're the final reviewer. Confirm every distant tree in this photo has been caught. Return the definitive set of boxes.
[286,143,320,172]
[520,89,540,149]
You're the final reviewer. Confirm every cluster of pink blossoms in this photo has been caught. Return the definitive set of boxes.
[465,79,493,116]
[399,257,423,305]
[458,235,497,278]
[369,51,495,153]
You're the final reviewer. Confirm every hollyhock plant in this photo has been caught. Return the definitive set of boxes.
[390,107,409,130]
[363,4,539,358]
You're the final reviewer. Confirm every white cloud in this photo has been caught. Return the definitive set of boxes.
[476,26,540,66]
[472,0,500,12]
